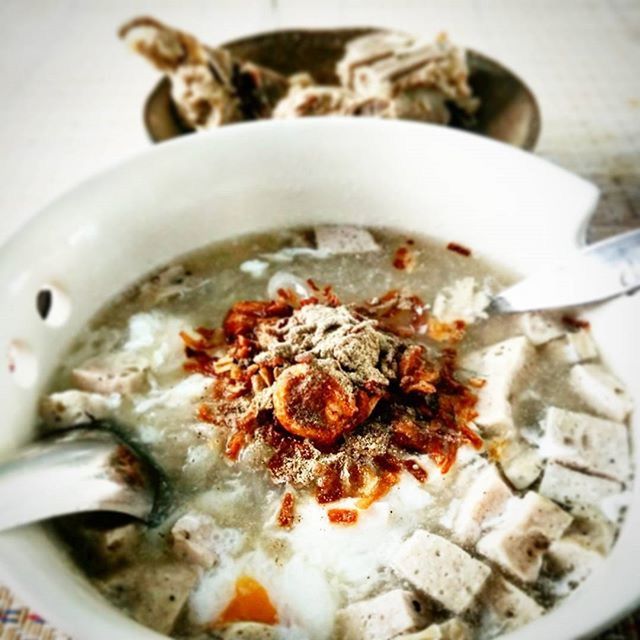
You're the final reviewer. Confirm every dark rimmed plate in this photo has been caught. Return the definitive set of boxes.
[144,27,541,150]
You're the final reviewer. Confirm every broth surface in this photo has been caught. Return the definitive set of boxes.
[43,227,633,640]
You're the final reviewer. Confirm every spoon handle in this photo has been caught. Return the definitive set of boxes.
[491,229,640,314]
[0,430,154,532]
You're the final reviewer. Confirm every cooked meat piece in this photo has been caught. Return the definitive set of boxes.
[336,589,428,640]
[138,264,205,306]
[218,623,280,640]
[570,364,632,422]
[98,561,199,634]
[476,491,572,582]
[385,87,451,124]
[39,389,120,428]
[482,575,544,632]
[541,407,631,482]
[273,85,364,118]
[547,535,604,584]
[396,619,471,640]
[314,226,380,255]
[391,530,491,614]
[539,461,622,510]
[432,277,490,324]
[171,511,232,569]
[461,336,534,435]
[518,313,564,346]
[336,31,415,88]
[564,507,616,554]
[499,442,543,490]
[119,17,242,129]
[72,353,149,395]
[452,464,512,545]
[338,31,477,120]
[548,329,598,364]
[82,522,141,569]
[272,363,357,445]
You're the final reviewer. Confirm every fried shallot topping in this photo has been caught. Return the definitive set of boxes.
[182,285,481,518]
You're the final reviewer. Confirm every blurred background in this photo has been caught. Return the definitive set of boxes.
[0,1,639,638]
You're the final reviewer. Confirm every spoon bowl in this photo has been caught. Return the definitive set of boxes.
[144,27,541,149]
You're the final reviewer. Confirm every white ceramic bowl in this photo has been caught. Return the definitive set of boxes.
[0,119,637,640]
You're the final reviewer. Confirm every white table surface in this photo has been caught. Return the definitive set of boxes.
[0,0,639,247]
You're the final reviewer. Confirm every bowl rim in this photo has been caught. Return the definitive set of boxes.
[0,117,585,262]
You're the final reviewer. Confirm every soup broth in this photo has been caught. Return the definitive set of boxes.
[41,227,633,640]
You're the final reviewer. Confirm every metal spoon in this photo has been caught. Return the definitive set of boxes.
[490,229,640,313]
[144,27,541,150]
[0,425,167,532]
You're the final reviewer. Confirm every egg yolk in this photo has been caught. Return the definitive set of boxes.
[216,576,279,625]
